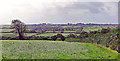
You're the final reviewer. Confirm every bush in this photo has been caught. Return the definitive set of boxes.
[101,29,110,34]
[61,36,65,41]
[57,34,63,38]
[117,46,120,53]
[56,33,66,41]
[67,34,76,38]
[79,31,88,38]
[51,35,57,41]
[90,31,99,34]
[88,31,100,37]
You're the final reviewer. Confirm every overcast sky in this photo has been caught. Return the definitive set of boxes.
[0,0,119,24]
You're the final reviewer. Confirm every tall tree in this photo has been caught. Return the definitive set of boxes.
[11,19,26,40]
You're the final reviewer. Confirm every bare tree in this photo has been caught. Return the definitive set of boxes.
[11,19,26,40]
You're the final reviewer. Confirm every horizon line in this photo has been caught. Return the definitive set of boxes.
[0,23,119,25]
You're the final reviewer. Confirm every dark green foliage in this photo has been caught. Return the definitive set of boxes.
[67,34,76,38]
[88,31,100,37]
[66,29,119,53]
[11,19,26,40]
[90,31,99,34]
[56,34,63,38]
[56,34,66,41]
[117,46,120,53]
[50,34,66,41]
[51,35,57,41]
[101,28,110,34]
[61,36,65,41]
[79,31,88,38]
[97,40,101,44]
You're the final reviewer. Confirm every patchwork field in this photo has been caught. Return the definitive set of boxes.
[1,40,118,59]
[0,24,119,60]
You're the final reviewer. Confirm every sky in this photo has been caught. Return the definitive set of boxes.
[0,0,119,24]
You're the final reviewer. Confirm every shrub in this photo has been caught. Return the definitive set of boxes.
[56,33,66,41]
[57,33,63,38]
[90,31,99,34]
[101,29,110,34]
[117,46,120,53]
[61,36,65,41]
[67,34,76,38]
[51,35,57,41]
[79,31,88,38]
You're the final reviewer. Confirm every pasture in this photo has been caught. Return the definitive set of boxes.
[1,40,118,59]
[83,26,102,32]
[0,33,38,37]
[0,33,71,38]
[35,33,70,37]
[0,24,119,60]
[0,29,14,32]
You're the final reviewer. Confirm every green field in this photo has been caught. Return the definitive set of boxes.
[0,33,70,38]
[35,33,70,37]
[83,26,102,32]
[0,29,32,33]
[1,40,118,59]
[46,31,76,33]
[0,25,119,60]
[0,33,38,37]
[62,26,71,28]
[0,33,17,37]
[24,33,38,36]
[0,29,14,32]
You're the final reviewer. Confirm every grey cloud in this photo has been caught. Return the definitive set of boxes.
[63,2,104,13]
[25,2,117,24]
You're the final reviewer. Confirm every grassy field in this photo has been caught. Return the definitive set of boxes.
[62,26,71,28]
[1,40,118,59]
[24,33,38,36]
[0,33,17,37]
[0,29,14,32]
[0,33,38,37]
[46,31,76,33]
[35,33,70,37]
[83,26,102,32]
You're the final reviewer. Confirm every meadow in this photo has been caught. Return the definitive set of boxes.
[0,24,119,60]
[0,29,14,32]
[2,40,118,59]
[83,26,102,32]
[0,33,38,37]
[35,33,70,37]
